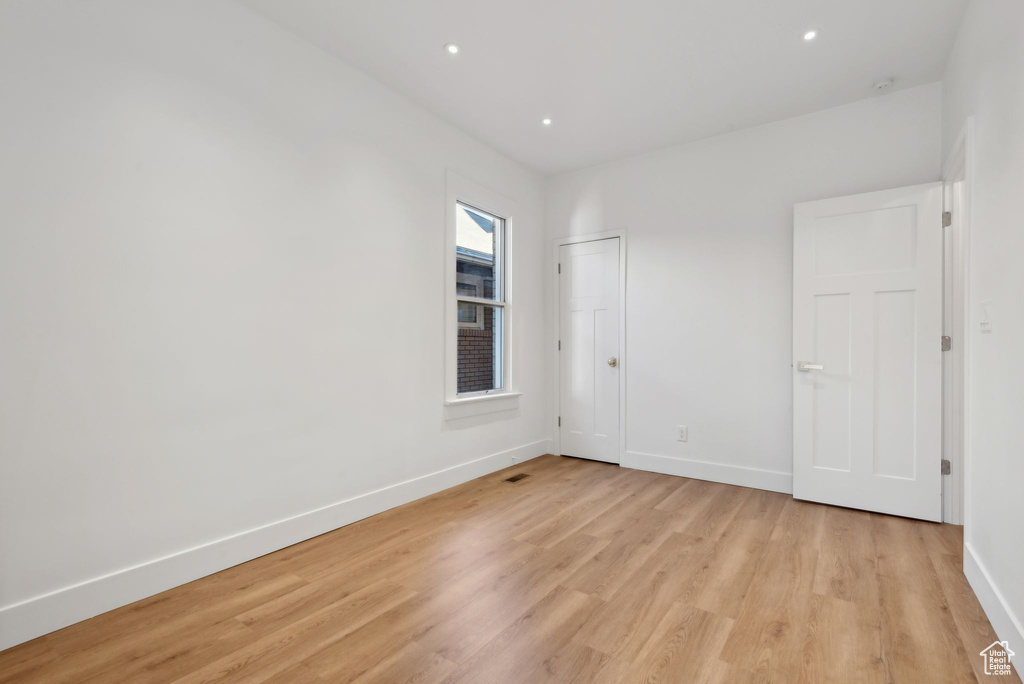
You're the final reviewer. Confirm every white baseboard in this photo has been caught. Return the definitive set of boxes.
[622,451,793,494]
[0,439,552,652]
[964,541,1024,656]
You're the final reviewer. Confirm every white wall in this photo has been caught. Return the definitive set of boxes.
[0,0,549,649]
[942,0,1024,654]
[546,84,942,491]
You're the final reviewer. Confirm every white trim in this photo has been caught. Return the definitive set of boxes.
[941,118,972,526]
[444,391,522,420]
[964,542,1024,656]
[551,230,628,463]
[445,171,516,410]
[622,451,793,494]
[445,391,522,405]
[0,439,551,651]
[960,119,975,534]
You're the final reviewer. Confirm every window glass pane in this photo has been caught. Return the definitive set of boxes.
[457,305,503,393]
[456,202,501,301]
[457,301,482,327]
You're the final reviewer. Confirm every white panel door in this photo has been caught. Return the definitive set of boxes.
[559,238,620,463]
[793,183,943,521]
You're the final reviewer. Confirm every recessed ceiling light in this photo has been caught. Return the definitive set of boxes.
[444,43,460,55]
[542,118,553,126]
[803,29,818,41]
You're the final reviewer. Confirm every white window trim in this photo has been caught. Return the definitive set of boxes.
[445,171,518,419]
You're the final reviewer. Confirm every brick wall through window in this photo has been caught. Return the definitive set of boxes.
[458,306,495,392]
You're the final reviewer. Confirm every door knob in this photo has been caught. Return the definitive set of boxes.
[797,361,824,372]
[607,357,618,367]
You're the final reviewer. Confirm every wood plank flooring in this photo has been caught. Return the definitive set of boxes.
[0,455,1017,683]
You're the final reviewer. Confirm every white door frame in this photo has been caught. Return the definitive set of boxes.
[941,117,974,526]
[551,230,627,462]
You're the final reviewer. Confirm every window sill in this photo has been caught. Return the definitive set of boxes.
[444,392,522,420]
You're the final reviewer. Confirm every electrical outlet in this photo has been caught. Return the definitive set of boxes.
[677,425,688,442]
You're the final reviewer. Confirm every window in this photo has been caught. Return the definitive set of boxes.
[456,273,484,329]
[455,201,504,393]
[445,171,519,418]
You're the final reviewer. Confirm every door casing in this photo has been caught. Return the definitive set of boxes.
[941,118,973,526]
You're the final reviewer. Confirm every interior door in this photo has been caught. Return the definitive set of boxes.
[559,238,620,464]
[793,183,943,521]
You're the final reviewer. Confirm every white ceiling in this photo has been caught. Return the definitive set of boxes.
[241,0,968,175]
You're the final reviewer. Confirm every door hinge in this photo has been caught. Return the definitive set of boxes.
[558,263,561,274]
[942,211,952,227]
[941,335,952,351]
[557,416,561,427]
[941,459,951,475]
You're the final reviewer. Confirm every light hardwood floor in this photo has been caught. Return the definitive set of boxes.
[0,455,1017,683]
